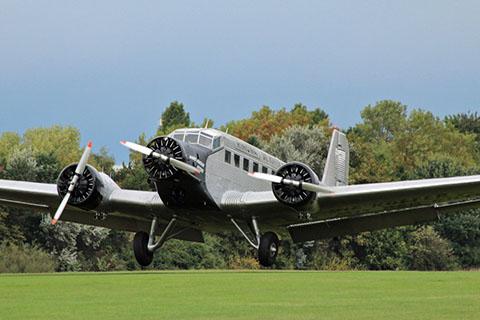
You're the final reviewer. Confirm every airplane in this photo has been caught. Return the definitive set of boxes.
[1,127,480,267]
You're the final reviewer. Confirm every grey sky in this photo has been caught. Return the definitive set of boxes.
[1,1,479,163]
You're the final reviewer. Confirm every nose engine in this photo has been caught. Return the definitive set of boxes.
[142,137,184,180]
[272,162,319,207]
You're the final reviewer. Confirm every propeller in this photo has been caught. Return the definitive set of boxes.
[120,140,200,176]
[248,172,334,194]
[51,141,93,225]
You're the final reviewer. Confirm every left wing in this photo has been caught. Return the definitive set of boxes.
[0,179,204,242]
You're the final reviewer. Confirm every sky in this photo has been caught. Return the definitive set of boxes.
[1,1,479,163]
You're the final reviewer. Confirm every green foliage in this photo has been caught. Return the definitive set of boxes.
[0,242,55,273]
[355,229,410,270]
[435,212,480,268]
[264,125,330,175]
[407,226,458,271]
[0,132,21,165]
[153,234,226,270]
[224,104,329,142]
[157,101,191,135]
[349,100,478,183]
[23,126,82,167]
[446,111,480,146]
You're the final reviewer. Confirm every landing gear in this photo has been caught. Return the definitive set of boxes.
[133,231,153,266]
[230,216,280,267]
[258,232,280,267]
[133,216,177,267]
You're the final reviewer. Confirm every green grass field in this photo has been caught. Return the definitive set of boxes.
[0,271,478,320]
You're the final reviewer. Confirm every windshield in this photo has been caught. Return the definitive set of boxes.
[169,129,222,150]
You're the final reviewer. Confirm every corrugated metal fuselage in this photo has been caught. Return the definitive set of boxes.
[152,129,296,233]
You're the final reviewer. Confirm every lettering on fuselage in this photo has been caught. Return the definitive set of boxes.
[232,141,278,168]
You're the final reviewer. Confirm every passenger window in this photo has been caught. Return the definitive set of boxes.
[225,150,231,164]
[243,158,250,171]
[234,154,240,168]
[253,162,259,172]
[262,166,268,173]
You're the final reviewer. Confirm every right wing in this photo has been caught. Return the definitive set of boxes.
[0,179,203,242]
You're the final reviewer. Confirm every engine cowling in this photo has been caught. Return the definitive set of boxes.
[272,162,320,207]
[57,164,103,210]
[142,136,185,181]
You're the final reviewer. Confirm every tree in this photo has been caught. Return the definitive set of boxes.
[263,125,330,176]
[224,104,329,142]
[354,228,410,270]
[157,101,191,135]
[22,126,82,167]
[407,226,457,271]
[349,101,479,183]
[446,111,480,146]
[0,132,21,166]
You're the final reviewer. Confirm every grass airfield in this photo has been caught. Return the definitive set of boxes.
[0,271,478,320]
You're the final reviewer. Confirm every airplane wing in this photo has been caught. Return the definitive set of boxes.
[0,179,204,242]
[288,175,480,242]
[221,175,480,243]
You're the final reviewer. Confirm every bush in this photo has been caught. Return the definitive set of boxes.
[227,257,260,269]
[408,226,458,271]
[0,242,55,273]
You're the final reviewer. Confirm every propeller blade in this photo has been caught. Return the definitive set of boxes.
[120,140,200,176]
[248,172,283,184]
[249,172,334,194]
[168,157,201,176]
[120,140,154,157]
[51,141,93,225]
[75,140,93,175]
[51,192,71,225]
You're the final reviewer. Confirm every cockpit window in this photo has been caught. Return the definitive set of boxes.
[170,128,222,150]
[212,137,221,149]
[199,134,212,147]
[173,133,184,141]
[185,132,199,144]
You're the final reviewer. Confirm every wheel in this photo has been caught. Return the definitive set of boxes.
[133,231,153,267]
[258,232,280,267]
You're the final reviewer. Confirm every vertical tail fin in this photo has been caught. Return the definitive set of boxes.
[322,129,349,186]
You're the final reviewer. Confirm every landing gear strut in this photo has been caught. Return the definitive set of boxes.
[133,216,177,267]
[230,216,280,267]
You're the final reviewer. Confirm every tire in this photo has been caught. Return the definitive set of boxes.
[133,231,153,267]
[258,232,280,267]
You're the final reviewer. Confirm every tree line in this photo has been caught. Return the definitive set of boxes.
[0,100,479,272]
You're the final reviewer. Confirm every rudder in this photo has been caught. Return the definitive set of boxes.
[321,129,349,186]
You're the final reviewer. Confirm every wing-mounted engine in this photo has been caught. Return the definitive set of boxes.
[272,162,320,207]
[57,164,104,210]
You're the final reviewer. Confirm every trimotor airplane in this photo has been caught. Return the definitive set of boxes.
[1,127,480,267]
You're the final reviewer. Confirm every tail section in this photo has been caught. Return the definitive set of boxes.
[322,129,349,186]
